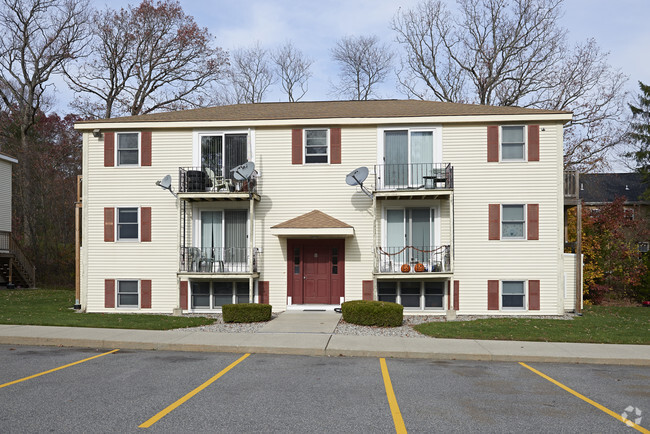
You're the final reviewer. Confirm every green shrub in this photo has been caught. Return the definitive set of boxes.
[222,303,272,323]
[341,300,403,327]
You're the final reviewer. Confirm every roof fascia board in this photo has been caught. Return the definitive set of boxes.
[75,113,573,130]
[0,154,18,164]
[270,227,355,237]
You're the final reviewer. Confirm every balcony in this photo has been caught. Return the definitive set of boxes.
[180,247,258,274]
[376,245,451,276]
[178,167,259,201]
[374,163,453,199]
[564,170,579,206]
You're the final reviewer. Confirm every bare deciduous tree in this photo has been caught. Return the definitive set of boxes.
[0,0,89,139]
[331,35,394,101]
[393,0,628,170]
[226,42,275,104]
[272,42,312,102]
[66,0,228,118]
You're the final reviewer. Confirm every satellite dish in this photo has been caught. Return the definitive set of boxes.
[155,174,177,197]
[345,166,373,198]
[231,161,256,181]
[346,166,369,186]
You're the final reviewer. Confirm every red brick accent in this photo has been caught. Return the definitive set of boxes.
[180,281,188,310]
[291,129,302,164]
[141,207,151,242]
[141,131,152,166]
[104,208,114,242]
[362,280,373,301]
[489,204,500,240]
[330,128,341,164]
[258,281,269,304]
[488,280,499,310]
[527,204,539,240]
[529,280,540,310]
[487,126,499,162]
[104,279,115,308]
[528,125,540,161]
[141,280,152,308]
[454,280,460,310]
[104,132,114,167]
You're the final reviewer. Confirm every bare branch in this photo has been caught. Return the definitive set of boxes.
[271,41,312,102]
[225,42,274,104]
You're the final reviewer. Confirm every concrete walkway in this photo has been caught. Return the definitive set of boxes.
[0,318,648,366]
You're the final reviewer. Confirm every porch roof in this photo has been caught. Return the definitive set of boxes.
[270,210,354,237]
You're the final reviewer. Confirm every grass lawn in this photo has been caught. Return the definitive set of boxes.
[414,306,650,345]
[0,288,216,330]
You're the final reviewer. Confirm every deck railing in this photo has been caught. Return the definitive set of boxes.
[180,246,258,273]
[375,163,453,191]
[178,167,257,194]
[564,170,579,199]
[376,245,451,273]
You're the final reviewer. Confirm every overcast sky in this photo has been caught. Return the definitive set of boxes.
[53,0,649,109]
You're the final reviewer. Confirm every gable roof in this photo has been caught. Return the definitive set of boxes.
[580,173,647,204]
[271,210,353,229]
[77,99,570,125]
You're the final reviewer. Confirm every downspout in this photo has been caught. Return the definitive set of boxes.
[575,172,583,314]
[74,175,82,309]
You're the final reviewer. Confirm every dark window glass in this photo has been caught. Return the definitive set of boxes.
[294,247,300,274]
[235,282,249,304]
[117,208,138,240]
[424,282,444,308]
[191,282,210,308]
[213,282,232,306]
[502,281,525,308]
[117,133,139,165]
[400,282,420,308]
[378,282,397,303]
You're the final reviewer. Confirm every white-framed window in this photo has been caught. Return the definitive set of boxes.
[190,281,249,309]
[117,280,139,308]
[116,132,140,166]
[377,281,445,310]
[501,281,526,309]
[501,204,525,239]
[380,127,441,187]
[117,207,139,241]
[304,129,329,164]
[501,126,526,161]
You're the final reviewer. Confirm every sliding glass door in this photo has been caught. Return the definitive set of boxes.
[200,133,247,179]
[383,129,435,188]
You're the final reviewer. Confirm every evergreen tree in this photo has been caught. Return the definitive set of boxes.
[628,81,650,199]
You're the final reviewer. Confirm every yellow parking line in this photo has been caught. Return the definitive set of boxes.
[0,349,119,389]
[520,362,649,434]
[139,353,250,429]
[380,358,407,434]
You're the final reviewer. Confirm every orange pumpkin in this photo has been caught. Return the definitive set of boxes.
[401,263,411,273]
[414,262,425,272]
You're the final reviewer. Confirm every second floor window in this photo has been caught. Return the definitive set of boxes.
[117,132,139,166]
[502,205,525,239]
[501,126,525,161]
[304,129,328,163]
[117,207,139,240]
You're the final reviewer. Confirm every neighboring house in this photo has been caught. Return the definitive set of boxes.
[0,152,35,288]
[74,100,579,315]
[579,172,649,252]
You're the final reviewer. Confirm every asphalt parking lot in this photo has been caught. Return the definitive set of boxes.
[0,345,648,433]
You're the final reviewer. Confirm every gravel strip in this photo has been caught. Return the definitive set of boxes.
[173,312,575,337]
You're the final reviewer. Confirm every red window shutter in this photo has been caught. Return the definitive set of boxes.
[180,281,188,310]
[105,279,115,308]
[447,281,451,309]
[141,131,152,166]
[487,280,499,310]
[104,132,114,167]
[141,207,151,242]
[259,281,269,304]
[291,129,302,164]
[104,207,114,242]
[529,280,540,310]
[489,204,500,240]
[453,280,460,310]
[527,204,539,240]
[362,280,373,301]
[487,126,499,162]
[141,280,152,309]
[528,125,540,161]
[330,128,341,164]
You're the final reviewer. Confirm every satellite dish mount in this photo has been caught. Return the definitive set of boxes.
[345,167,373,199]
[155,174,177,198]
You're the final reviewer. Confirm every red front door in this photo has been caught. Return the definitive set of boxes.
[287,239,344,304]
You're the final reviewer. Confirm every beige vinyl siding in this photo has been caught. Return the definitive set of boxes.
[0,160,11,232]
[255,126,376,308]
[82,130,191,312]
[563,253,580,311]
[444,123,565,314]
